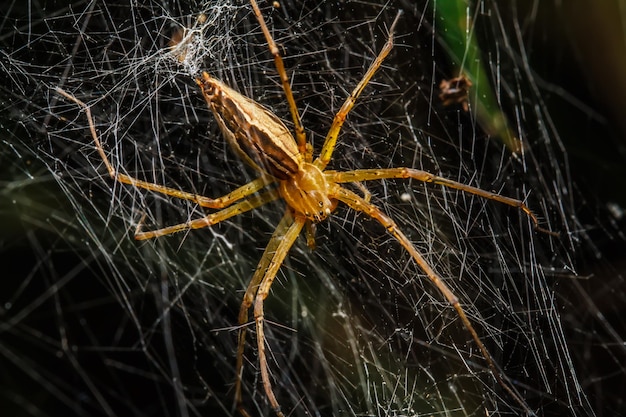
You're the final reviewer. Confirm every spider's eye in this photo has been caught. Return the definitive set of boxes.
[318,201,324,207]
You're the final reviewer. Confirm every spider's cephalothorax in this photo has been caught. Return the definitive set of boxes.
[279,162,335,222]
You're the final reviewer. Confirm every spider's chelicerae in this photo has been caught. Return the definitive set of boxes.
[57,1,555,415]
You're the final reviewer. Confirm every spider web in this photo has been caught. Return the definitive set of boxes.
[2,0,625,416]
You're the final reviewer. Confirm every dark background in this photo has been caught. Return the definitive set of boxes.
[2,1,625,416]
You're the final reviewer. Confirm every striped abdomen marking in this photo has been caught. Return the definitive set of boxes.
[196,72,303,179]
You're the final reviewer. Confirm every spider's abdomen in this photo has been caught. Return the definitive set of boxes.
[196,72,303,180]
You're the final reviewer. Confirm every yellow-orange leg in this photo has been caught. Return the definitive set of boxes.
[134,190,279,240]
[248,0,307,157]
[235,212,293,416]
[254,214,304,416]
[55,87,273,209]
[326,168,557,235]
[315,11,403,169]
[235,211,305,417]
[331,184,533,414]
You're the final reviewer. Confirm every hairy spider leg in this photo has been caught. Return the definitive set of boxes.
[249,0,307,157]
[254,213,305,417]
[55,87,273,210]
[315,11,403,170]
[133,190,279,240]
[234,212,293,416]
[331,185,533,415]
[326,168,556,235]
[234,211,304,417]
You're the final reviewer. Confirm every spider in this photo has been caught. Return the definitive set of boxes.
[439,74,473,111]
[56,1,555,415]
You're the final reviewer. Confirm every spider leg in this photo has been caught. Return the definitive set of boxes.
[326,168,556,235]
[254,214,304,416]
[56,87,273,209]
[315,11,402,170]
[235,212,295,416]
[235,211,304,417]
[134,190,279,240]
[249,0,307,157]
[330,184,533,415]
